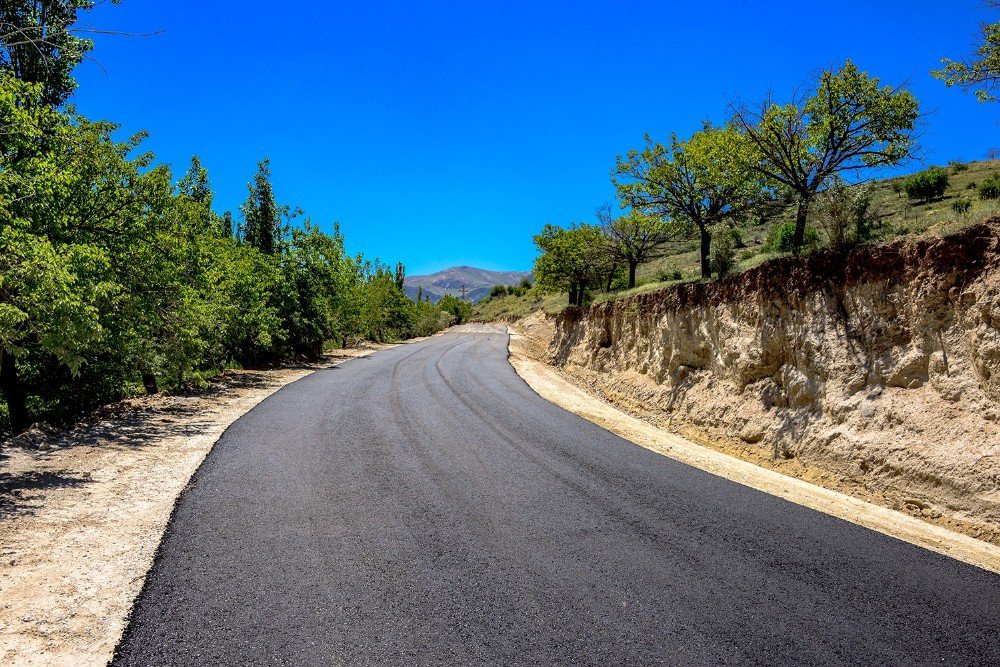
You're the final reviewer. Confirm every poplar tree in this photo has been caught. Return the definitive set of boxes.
[240,159,281,255]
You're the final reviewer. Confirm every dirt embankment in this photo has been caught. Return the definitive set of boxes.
[514,222,1000,544]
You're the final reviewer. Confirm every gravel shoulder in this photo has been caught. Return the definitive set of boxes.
[508,327,1000,575]
[0,344,392,666]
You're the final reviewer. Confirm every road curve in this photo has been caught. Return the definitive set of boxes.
[113,327,1000,666]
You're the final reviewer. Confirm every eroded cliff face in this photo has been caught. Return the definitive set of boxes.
[519,222,1000,540]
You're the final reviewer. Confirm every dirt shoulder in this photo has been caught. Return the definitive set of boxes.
[508,327,1000,576]
[0,343,393,666]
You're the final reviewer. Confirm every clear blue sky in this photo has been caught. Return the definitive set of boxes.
[73,0,998,275]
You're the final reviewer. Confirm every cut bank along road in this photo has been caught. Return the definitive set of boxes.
[113,327,1000,666]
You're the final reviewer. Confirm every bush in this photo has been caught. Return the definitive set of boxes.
[903,167,950,203]
[950,160,969,174]
[656,269,683,283]
[951,198,973,216]
[968,181,978,190]
[437,294,473,325]
[816,179,882,250]
[766,222,820,254]
[711,226,738,278]
[978,173,1000,200]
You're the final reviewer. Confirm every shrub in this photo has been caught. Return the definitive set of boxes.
[816,179,882,250]
[978,173,1000,200]
[656,269,684,283]
[967,181,978,190]
[951,198,973,216]
[437,294,473,325]
[711,226,738,278]
[903,167,950,203]
[766,222,820,253]
[950,160,969,174]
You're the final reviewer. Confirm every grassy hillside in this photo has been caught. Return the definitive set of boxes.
[474,159,1000,320]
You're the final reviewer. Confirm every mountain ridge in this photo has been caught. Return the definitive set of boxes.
[404,266,532,304]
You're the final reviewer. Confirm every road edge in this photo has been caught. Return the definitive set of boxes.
[506,330,1000,575]
[0,346,395,667]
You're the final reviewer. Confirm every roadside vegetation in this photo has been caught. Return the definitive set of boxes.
[476,3,1000,316]
[0,3,456,439]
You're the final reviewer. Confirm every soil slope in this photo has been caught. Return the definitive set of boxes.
[515,222,1000,543]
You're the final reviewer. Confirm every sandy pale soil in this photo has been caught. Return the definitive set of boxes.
[508,329,1000,575]
[0,344,393,667]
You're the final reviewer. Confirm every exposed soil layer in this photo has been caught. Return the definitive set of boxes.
[514,222,1000,545]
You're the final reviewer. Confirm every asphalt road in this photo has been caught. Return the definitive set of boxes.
[113,328,1000,666]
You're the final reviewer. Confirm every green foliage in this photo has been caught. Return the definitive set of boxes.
[710,226,737,278]
[240,159,282,255]
[978,173,1000,200]
[437,294,473,325]
[614,124,764,278]
[951,198,973,216]
[933,3,1000,102]
[950,160,970,174]
[903,167,950,203]
[0,0,117,106]
[412,299,453,337]
[816,179,882,250]
[733,60,919,252]
[0,72,445,436]
[532,223,611,306]
[767,222,820,254]
[601,209,676,287]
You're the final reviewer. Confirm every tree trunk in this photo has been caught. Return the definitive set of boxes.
[568,283,578,306]
[700,226,712,279]
[793,198,810,254]
[628,261,638,289]
[0,348,31,434]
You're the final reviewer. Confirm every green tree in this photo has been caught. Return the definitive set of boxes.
[532,223,610,306]
[732,60,919,253]
[0,0,118,107]
[933,1,1000,102]
[614,124,763,278]
[394,261,406,290]
[437,294,472,324]
[903,167,950,204]
[240,159,281,255]
[598,206,676,288]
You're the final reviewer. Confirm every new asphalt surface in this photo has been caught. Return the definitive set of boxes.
[113,327,1000,666]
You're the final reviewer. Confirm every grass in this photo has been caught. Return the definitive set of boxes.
[474,159,1000,321]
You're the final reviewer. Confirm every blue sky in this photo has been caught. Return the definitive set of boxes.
[73,0,998,275]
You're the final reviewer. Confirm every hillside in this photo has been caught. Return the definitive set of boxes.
[405,266,531,304]
[475,159,1000,319]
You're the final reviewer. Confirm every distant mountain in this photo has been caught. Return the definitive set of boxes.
[404,266,532,304]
